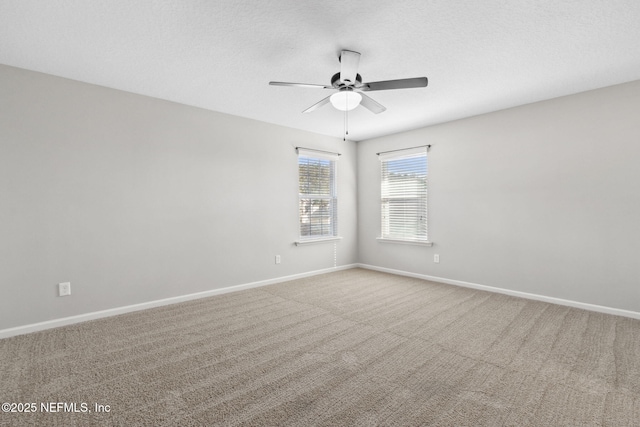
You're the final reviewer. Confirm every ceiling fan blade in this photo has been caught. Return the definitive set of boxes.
[359,93,386,114]
[302,95,332,113]
[339,50,361,85]
[269,81,332,89]
[360,77,428,91]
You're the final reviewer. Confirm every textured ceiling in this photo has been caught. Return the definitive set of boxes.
[1,0,640,141]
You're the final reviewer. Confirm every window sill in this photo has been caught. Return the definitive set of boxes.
[295,236,342,246]
[376,237,433,247]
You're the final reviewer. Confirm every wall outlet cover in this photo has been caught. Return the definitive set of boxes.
[58,282,71,297]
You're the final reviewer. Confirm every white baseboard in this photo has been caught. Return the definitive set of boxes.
[6,262,636,340]
[0,264,358,340]
[357,263,640,320]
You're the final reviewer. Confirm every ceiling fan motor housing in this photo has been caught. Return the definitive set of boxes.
[331,72,362,89]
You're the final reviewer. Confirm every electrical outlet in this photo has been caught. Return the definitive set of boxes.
[434,254,440,263]
[275,255,281,264]
[58,282,71,297]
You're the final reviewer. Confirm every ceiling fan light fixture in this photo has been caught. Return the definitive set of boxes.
[330,91,362,111]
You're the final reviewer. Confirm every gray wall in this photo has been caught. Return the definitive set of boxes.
[358,80,640,313]
[0,64,357,330]
[3,62,639,331]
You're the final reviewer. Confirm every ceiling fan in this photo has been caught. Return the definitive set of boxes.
[269,50,428,114]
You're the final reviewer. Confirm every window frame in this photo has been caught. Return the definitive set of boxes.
[378,146,432,246]
[296,148,340,245]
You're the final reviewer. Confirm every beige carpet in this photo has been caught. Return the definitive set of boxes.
[1,268,639,426]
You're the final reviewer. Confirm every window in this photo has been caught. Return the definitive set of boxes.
[298,148,338,241]
[379,146,430,244]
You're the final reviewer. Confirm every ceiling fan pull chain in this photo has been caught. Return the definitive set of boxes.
[343,108,350,141]
[343,105,346,141]
[344,92,349,140]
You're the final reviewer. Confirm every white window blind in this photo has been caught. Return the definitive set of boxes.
[298,148,338,239]
[379,147,428,242]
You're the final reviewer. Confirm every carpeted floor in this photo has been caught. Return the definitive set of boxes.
[1,268,639,426]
